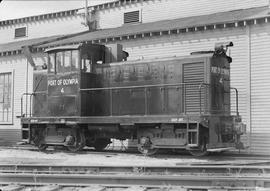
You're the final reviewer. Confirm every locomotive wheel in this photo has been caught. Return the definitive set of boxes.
[137,136,158,156]
[93,138,111,151]
[37,143,48,151]
[188,136,209,157]
[33,129,47,151]
[138,146,158,156]
[67,129,86,152]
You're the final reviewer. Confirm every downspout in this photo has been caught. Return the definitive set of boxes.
[247,24,252,154]
[26,57,29,116]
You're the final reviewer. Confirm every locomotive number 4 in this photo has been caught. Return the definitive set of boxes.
[61,88,64,93]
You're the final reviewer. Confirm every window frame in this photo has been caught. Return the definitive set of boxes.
[48,50,80,74]
[0,70,14,125]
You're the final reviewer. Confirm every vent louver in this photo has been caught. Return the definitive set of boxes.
[183,62,205,113]
[124,10,140,24]
[15,27,26,38]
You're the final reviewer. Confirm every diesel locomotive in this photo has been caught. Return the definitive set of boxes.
[21,42,245,156]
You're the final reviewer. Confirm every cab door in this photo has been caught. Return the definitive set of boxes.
[47,49,80,116]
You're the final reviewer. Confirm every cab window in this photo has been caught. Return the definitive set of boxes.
[48,53,55,73]
[48,50,80,74]
[56,52,64,73]
[81,59,92,73]
[64,51,71,72]
[71,50,79,70]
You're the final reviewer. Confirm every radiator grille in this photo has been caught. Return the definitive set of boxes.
[183,62,205,113]
[124,11,140,24]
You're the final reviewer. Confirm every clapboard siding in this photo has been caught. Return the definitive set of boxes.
[250,23,270,154]
[0,129,21,146]
[98,0,268,29]
[0,0,268,43]
[0,15,86,44]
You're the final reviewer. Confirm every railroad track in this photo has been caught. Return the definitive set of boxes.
[0,164,270,191]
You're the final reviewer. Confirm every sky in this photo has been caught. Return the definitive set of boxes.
[0,0,114,21]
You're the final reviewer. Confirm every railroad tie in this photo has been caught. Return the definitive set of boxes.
[167,187,188,191]
[78,185,106,191]
[0,185,24,191]
[36,185,60,191]
[124,186,147,191]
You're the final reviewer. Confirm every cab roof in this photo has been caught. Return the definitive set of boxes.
[44,44,81,53]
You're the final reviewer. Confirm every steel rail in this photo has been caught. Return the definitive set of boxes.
[0,184,263,191]
[0,173,269,189]
[0,164,270,179]
[1,164,270,190]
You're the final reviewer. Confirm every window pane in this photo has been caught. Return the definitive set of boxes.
[64,51,71,72]
[48,54,55,73]
[56,52,63,73]
[82,59,92,73]
[71,50,79,70]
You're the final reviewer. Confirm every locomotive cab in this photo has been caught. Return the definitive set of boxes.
[45,44,105,117]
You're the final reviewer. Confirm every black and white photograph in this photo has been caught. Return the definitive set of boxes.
[0,0,269,190]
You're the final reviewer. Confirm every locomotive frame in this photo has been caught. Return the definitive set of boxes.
[21,42,245,156]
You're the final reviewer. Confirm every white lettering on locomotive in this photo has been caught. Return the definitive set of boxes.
[57,79,62,85]
[48,80,57,86]
[211,66,229,76]
[48,78,79,86]
[63,78,79,85]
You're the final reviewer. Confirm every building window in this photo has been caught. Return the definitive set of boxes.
[124,10,140,24]
[14,27,27,38]
[0,73,12,123]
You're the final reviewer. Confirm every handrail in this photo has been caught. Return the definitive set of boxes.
[80,82,198,92]
[20,91,47,118]
[199,83,211,114]
[230,87,239,116]
[81,82,210,116]
[20,83,238,118]
[21,93,34,118]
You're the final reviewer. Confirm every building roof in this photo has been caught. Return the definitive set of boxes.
[37,6,270,48]
[0,5,270,57]
[0,30,92,55]
[0,35,63,56]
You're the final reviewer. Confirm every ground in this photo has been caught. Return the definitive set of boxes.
[0,146,210,166]
[0,140,262,166]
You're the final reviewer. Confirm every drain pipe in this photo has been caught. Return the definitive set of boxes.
[247,24,252,154]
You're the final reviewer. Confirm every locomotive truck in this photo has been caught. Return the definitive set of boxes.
[21,42,245,156]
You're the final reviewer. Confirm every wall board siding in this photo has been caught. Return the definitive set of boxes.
[250,23,270,154]
[1,0,267,44]
[0,129,21,146]
[0,15,86,44]
[98,0,268,29]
